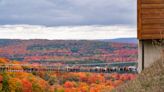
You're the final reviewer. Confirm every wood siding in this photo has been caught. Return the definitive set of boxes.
[138,0,164,39]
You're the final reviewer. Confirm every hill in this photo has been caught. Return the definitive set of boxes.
[0,39,137,64]
[111,57,164,92]
[100,38,137,44]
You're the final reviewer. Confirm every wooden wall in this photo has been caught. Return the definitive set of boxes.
[138,0,164,39]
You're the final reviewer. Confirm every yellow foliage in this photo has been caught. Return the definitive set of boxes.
[8,78,22,92]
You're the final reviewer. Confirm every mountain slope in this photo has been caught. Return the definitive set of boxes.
[111,57,164,92]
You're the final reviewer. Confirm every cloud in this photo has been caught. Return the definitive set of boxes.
[0,25,136,40]
[0,0,137,26]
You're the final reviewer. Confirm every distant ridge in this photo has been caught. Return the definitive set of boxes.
[100,38,137,44]
[0,39,137,63]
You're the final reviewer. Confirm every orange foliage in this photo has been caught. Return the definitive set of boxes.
[0,58,9,63]
[64,81,75,88]
[0,75,3,83]
[8,78,22,92]
[22,79,32,92]
[77,82,89,92]
[0,57,137,92]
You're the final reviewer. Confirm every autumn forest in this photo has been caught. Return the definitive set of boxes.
[0,39,137,92]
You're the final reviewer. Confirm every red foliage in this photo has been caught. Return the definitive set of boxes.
[0,75,3,83]
[64,81,75,88]
[22,79,32,92]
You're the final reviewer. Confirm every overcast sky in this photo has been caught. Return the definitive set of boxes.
[0,25,136,40]
[0,0,137,39]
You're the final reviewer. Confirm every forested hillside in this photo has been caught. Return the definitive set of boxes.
[0,39,137,64]
[0,57,136,92]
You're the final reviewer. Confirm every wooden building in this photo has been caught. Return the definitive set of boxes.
[138,0,164,72]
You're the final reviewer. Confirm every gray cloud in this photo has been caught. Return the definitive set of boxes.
[0,0,137,26]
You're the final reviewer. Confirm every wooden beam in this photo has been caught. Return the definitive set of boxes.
[142,19,164,24]
[143,24,164,29]
[142,4,164,9]
[142,29,164,34]
[141,34,164,39]
[142,0,164,4]
[142,13,164,19]
[138,0,142,39]
[142,9,164,14]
